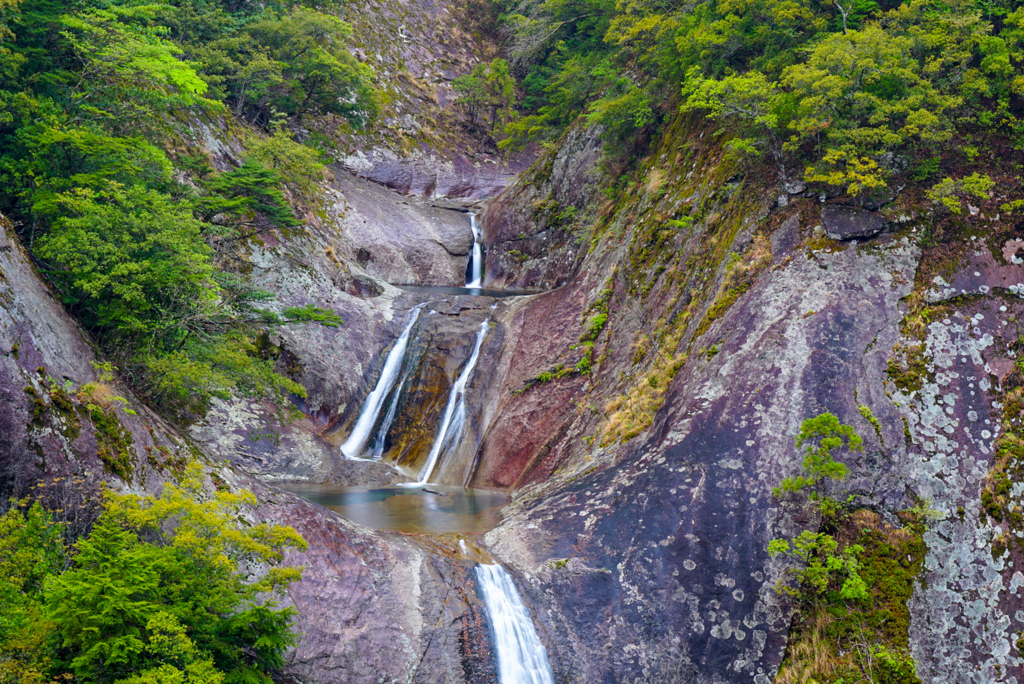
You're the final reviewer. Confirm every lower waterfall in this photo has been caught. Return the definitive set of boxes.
[340,305,424,460]
[417,319,489,483]
[475,564,554,684]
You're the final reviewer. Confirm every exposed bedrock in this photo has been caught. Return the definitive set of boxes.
[481,126,604,291]
[486,234,925,682]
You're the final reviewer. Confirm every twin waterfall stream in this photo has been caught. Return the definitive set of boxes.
[333,212,554,683]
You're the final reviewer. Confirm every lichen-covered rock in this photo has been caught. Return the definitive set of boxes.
[486,235,922,682]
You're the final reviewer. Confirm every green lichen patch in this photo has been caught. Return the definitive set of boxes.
[776,509,927,684]
[979,341,1024,568]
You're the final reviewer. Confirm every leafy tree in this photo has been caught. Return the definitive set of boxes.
[0,502,65,682]
[197,160,300,235]
[768,530,869,601]
[236,8,377,126]
[773,412,863,500]
[245,126,328,197]
[453,58,517,134]
[57,4,217,136]
[769,414,868,605]
[35,181,218,334]
[46,463,307,683]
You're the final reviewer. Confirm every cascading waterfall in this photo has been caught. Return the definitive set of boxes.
[475,564,554,684]
[416,319,488,483]
[466,212,484,288]
[370,368,409,460]
[340,305,424,460]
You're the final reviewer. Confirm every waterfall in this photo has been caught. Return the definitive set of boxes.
[417,319,488,483]
[370,369,409,460]
[475,564,554,684]
[466,212,484,288]
[340,305,424,460]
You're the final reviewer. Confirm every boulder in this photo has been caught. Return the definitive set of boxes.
[821,204,887,240]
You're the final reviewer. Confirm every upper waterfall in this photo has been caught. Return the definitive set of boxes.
[466,212,484,288]
[340,305,424,460]
[417,318,489,483]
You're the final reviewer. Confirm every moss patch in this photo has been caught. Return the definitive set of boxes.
[775,509,927,684]
[87,405,135,481]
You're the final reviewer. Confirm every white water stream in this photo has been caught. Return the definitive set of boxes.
[475,564,554,684]
[466,212,483,288]
[340,305,424,460]
[417,319,489,483]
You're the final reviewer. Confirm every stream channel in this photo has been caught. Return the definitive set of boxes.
[282,211,555,684]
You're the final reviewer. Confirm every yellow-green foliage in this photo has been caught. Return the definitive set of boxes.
[927,173,995,214]
[0,462,307,683]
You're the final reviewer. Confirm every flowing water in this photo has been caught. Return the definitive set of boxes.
[370,369,409,460]
[466,212,484,288]
[279,483,508,534]
[475,564,555,684]
[340,305,424,460]
[417,319,489,483]
[301,209,553,680]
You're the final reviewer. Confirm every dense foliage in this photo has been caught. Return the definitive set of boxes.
[0,0,371,420]
[499,0,1024,196]
[0,464,306,683]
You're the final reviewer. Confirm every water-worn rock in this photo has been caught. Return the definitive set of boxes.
[821,204,887,240]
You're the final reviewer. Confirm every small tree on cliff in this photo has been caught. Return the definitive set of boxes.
[769,412,868,603]
[773,411,863,502]
[453,58,517,135]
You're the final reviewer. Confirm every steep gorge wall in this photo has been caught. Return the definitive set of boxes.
[463,111,1024,681]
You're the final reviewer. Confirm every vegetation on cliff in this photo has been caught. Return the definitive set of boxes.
[0,464,306,683]
[500,0,1024,198]
[771,414,928,683]
[0,0,372,420]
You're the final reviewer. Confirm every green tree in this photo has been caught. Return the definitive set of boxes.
[46,463,307,683]
[197,160,300,236]
[0,502,65,682]
[774,412,863,500]
[768,531,868,601]
[35,181,218,334]
[769,414,869,604]
[453,58,518,134]
[238,9,377,126]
